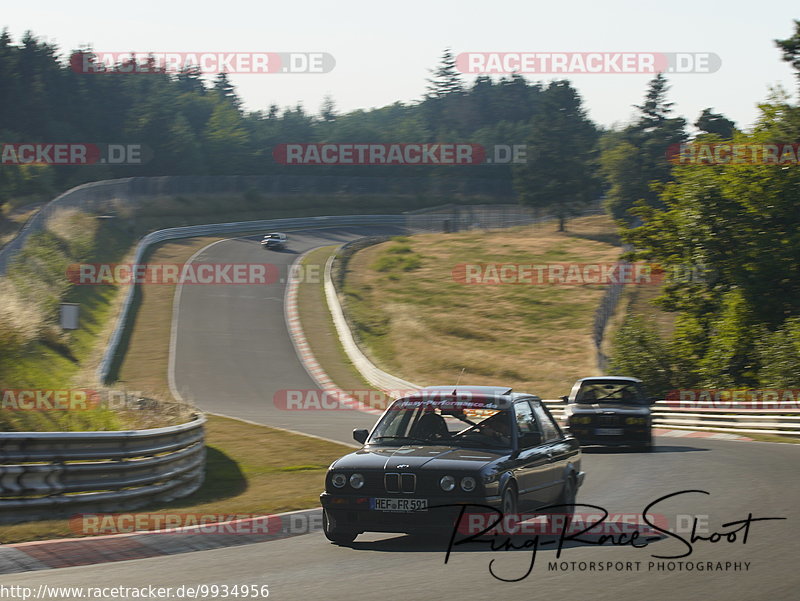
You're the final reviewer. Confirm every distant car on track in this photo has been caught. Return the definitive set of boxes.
[561,376,656,451]
[260,232,287,249]
[320,385,585,544]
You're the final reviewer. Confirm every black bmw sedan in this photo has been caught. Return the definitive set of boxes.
[562,376,656,451]
[320,386,585,544]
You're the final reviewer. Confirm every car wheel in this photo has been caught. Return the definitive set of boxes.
[322,509,357,545]
[557,475,577,513]
[546,474,577,533]
[501,483,518,516]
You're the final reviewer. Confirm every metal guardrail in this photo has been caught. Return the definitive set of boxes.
[0,415,206,523]
[0,175,517,275]
[540,400,800,436]
[592,244,634,371]
[0,179,136,275]
[324,253,420,396]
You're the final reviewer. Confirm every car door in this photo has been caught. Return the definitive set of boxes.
[531,401,569,504]
[511,400,553,509]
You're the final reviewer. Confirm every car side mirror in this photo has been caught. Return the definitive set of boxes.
[560,395,569,403]
[353,429,369,444]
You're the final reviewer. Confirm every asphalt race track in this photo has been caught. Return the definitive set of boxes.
[1,227,798,601]
[170,226,400,443]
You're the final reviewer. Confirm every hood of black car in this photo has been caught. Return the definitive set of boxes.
[332,445,506,471]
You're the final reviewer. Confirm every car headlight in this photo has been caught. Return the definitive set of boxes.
[440,475,456,492]
[331,473,347,488]
[461,477,477,492]
[626,417,645,425]
[350,473,365,489]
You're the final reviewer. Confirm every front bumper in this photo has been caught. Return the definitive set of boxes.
[568,425,651,446]
[320,492,502,534]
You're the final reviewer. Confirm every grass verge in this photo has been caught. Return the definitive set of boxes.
[295,246,392,408]
[340,215,624,398]
[113,236,224,397]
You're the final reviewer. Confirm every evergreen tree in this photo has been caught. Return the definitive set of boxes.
[600,74,687,222]
[694,108,736,138]
[212,72,241,111]
[514,81,600,231]
[424,48,464,99]
[775,19,800,93]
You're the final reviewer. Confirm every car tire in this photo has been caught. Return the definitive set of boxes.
[501,483,518,516]
[546,474,577,533]
[557,474,577,513]
[322,509,357,545]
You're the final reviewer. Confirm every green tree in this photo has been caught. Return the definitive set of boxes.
[424,48,464,98]
[202,103,250,174]
[618,95,800,387]
[601,74,687,222]
[513,81,600,231]
[775,19,800,92]
[212,72,241,112]
[695,108,736,138]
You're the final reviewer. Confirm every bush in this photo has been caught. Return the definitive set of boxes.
[372,253,422,272]
[609,315,678,397]
[756,318,800,387]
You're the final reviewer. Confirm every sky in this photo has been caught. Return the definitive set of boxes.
[3,0,798,131]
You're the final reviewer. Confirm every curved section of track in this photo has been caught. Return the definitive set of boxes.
[170,227,395,443]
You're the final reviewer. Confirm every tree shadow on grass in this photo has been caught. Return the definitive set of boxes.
[563,230,622,247]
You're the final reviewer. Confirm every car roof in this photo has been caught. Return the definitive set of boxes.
[408,385,540,403]
[575,376,642,383]
[418,385,513,395]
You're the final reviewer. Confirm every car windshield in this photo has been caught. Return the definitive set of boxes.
[575,381,647,404]
[369,398,513,450]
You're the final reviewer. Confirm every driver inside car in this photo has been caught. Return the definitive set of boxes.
[474,411,512,445]
[409,409,450,440]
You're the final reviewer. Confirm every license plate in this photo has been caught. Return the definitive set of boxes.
[371,498,428,512]
[595,428,624,436]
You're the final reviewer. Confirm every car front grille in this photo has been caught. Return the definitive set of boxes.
[598,415,620,426]
[385,472,416,493]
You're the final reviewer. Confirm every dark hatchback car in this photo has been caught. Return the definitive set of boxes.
[320,386,585,544]
[562,376,656,451]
